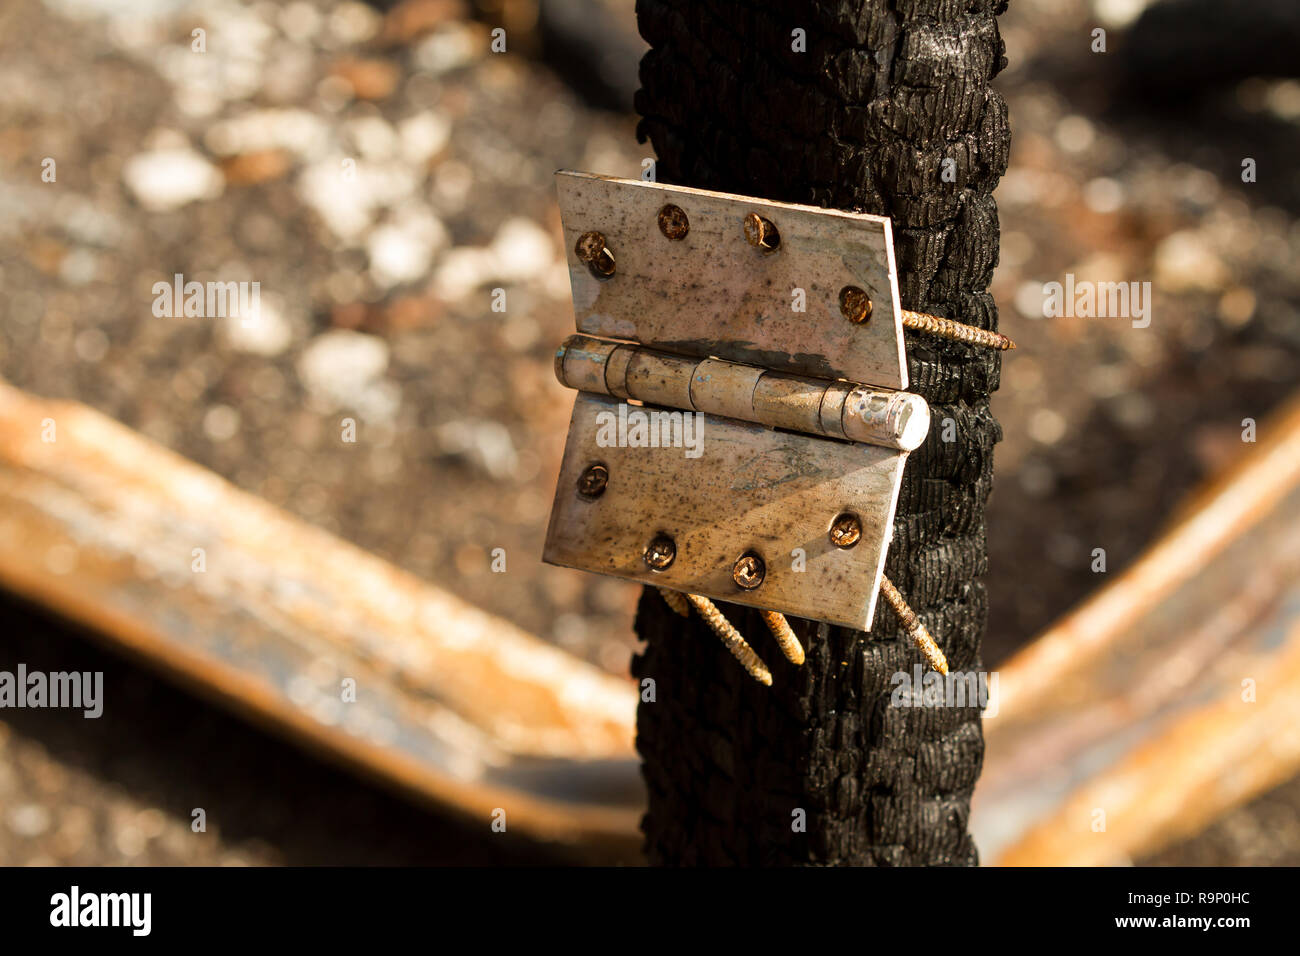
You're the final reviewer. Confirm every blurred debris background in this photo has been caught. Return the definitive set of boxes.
[1,0,1297,863]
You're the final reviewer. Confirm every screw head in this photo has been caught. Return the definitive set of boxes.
[658,204,689,240]
[732,552,765,589]
[743,213,780,252]
[575,230,615,278]
[829,513,862,548]
[644,534,676,571]
[577,462,608,498]
[839,286,873,324]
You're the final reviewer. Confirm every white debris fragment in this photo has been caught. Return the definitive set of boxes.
[436,419,519,479]
[222,295,293,356]
[345,115,398,160]
[298,330,388,396]
[205,109,330,158]
[297,157,420,242]
[431,247,495,301]
[399,112,451,166]
[279,1,323,43]
[328,1,382,45]
[297,330,399,423]
[488,217,554,282]
[367,210,447,287]
[413,25,483,76]
[430,217,555,301]
[122,145,224,211]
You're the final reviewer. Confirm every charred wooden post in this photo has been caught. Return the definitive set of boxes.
[630,0,1010,864]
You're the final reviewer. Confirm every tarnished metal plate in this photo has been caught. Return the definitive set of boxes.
[555,171,907,391]
[543,394,908,630]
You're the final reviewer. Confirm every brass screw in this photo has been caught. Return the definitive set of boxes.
[661,590,800,683]
[575,230,615,278]
[577,462,608,498]
[657,204,689,240]
[839,286,873,325]
[685,593,773,686]
[901,310,1016,350]
[743,213,780,252]
[644,534,676,571]
[732,552,765,589]
[879,575,949,675]
[657,586,691,618]
[760,610,805,666]
[829,513,861,548]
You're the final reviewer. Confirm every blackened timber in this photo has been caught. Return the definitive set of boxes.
[631,0,1009,865]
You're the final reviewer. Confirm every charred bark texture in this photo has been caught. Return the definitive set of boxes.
[630,0,1010,865]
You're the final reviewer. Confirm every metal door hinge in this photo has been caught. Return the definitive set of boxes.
[542,172,1010,672]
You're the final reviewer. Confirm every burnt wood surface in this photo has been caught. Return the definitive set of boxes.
[630,0,1009,865]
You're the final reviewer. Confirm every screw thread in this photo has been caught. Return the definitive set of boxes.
[760,610,805,665]
[685,594,773,686]
[901,310,1016,351]
[657,586,692,618]
[879,575,949,675]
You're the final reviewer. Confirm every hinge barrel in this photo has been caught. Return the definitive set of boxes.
[555,333,929,452]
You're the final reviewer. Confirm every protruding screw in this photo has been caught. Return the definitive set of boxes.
[577,462,608,498]
[658,204,689,241]
[732,552,765,589]
[829,513,862,548]
[760,610,805,666]
[840,286,873,324]
[900,310,1016,350]
[880,575,949,675]
[743,213,780,252]
[575,230,615,278]
[644,534,676,571]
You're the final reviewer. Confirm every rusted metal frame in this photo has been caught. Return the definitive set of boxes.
[0,381,642,857]
[974,391,1300,865]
